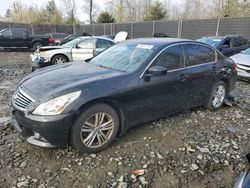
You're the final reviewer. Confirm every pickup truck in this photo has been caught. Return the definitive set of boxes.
[0,28,50,50]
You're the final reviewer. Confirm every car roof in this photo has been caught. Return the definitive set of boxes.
[202,35,242,39]
[121,38,193,47]
[78,36,115,42]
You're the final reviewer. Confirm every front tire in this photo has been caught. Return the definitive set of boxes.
[51,55,68,65]
[205,81,227,111]
[71,104,119,153]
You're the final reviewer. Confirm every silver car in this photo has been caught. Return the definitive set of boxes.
[31,36,116,68]
[230,48,250,81]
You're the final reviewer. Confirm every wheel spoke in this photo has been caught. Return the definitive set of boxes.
[100,120,113,131]
[98,131,108,143]
[83,132,96,147]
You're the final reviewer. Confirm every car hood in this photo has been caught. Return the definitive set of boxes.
[20,62,123,98]
[231,53,250,66]
[39,46,65,52]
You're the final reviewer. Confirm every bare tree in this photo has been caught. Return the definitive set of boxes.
[82,0,99,23]
[60,0,77,32]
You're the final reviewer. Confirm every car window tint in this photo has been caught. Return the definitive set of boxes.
[96,39,114,49]
[3,29,12,37]
[231,38,247,47]
[13,30,27,38]
[222,39,231,48]
[184,44,215,66]
[77,39,95,49]
[154,45,184,70]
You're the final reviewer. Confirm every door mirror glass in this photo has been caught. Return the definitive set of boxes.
[147,66,167,76]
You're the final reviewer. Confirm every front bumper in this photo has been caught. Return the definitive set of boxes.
[30,54,50,68]
[12,109,75,148]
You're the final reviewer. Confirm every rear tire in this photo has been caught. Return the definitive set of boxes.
[32,42,42,50]
[71,103,119,153]
[205,81,227,111]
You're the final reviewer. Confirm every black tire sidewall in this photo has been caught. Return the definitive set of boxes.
[205,81,227,111]
[71,103,119,153]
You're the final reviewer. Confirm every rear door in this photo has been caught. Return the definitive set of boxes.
[183,43,217,107]
[12,29,28,47]
[71,38,95,61]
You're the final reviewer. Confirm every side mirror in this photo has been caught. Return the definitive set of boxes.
[146,66,167,77]
[222,44,229,49]
[74,45,80,49]
[0,33,3,37]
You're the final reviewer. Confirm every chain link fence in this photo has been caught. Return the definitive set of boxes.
[1,17,250,40]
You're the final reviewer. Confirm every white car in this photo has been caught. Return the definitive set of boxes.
[31,36,116,69]
[231,48,250,81]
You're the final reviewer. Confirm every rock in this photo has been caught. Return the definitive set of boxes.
[190,163,199,171]
[143,164,148,169]
[107,171,114,178]
[20,161,27,168]
[139,176,148,185]
[118,175,124,182]
[38,184,46,188]
[197,154,202,160]
[156,152,164,159]
[118,182,128,188]
[90,154,96,159]
[118,161,123,166]
[198,147,210,153]
[17,181,29,187]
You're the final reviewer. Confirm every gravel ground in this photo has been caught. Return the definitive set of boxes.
[0,52,250,188]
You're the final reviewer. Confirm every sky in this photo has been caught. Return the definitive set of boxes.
[0,0,106,21]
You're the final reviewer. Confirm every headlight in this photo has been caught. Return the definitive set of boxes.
[32,91,81,115]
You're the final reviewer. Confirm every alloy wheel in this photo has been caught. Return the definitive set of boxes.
[212,85,226,108]
[54,57,66,64]
[80,113,114,148]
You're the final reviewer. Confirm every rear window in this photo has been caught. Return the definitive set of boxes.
[184,44,216,66]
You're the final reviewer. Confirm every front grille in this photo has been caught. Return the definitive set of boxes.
[13,88,35,111]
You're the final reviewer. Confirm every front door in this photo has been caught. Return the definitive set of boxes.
[0,29,13,47]
[71,38,95,61]
[126,44,190,124]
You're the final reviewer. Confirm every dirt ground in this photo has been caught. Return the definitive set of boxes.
[0,52,250,188]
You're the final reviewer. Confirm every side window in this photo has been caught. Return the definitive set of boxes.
[2,29,12,37]
[13,30,27,38]
[184,44,215,66]
[77,39,95,49]
[222,39,231,48]
[231,38,247,47]
[96,39,114,49]
[154,45,184,70]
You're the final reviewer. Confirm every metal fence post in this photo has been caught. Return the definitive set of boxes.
[104,24,106,35]
[216,18,221,36]
[178,20,183,38]
[152,21,155,35]
[131,22,134,39]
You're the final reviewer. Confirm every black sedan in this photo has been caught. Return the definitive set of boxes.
[11,38,237,153]
[197,35,250,57]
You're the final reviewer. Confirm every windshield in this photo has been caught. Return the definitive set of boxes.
[61,38,83,48]
[90,43,157,72]
[241,48,250,54]
[197,38,222,47]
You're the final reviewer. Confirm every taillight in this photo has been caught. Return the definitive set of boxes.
[49,38,55,43]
